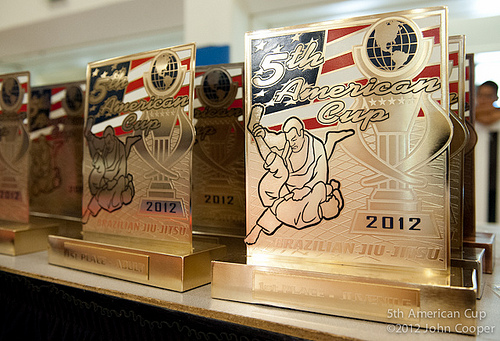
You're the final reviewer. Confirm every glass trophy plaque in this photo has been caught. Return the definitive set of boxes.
[0,72,58,255]
[29,81,86,238]
[212,7,478,334]
[48,44,226,291]
[462,52,496,274]
[448,36,485,298]
[192,63,246,239]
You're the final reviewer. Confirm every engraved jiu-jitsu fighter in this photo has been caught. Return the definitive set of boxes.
[82,117,142,223]
[245,104,354,244]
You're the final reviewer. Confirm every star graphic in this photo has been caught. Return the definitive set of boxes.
[307,37,318,46]
[369,98,377,106]
[272,45,283,53]
[254,89,267,98]
[378,97,386,105]
[100,71,108,78]
[284,99,297,106]
[291,33,301,42]
[92,68,99,77]
[388,97,396,105]
[266,98,276,107]
[255,40,267,52]
[398,96,405,104]
[90,105,97,112]
[111,64,117,71]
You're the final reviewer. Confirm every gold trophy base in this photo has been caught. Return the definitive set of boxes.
[48,235,226,292]
[451,247,485,299]
[464,232,495,274]
[212,261,478,335]
[0,218,59,256]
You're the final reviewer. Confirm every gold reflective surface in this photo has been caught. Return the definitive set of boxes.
[244,7,451,274]
[81,44,196,247]
[0,72,31,223]
[29,81,85,220]
[192,63,245,236]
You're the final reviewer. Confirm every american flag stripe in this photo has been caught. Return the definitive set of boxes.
[423,27,440,45]
[449,52,459,67]
[17,75,30,114]
[321,52,355,75]
[261,14,445,131]
[465,58,471,112]
[319,24,442,89]
[326,25,371,43]
[50,87,66,119]
[193,71,243,110]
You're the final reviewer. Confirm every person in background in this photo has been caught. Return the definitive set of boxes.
[476,81,500,125]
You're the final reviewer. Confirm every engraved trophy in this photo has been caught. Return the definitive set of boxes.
[48,44,226,291]
[447,37,488,298]
[0,72,58,255]
[192,63,246,241]
[29,81,86,238]
[212,7,479,334]
[462,53,496,274]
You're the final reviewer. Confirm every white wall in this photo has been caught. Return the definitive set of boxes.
[1,0,500,85]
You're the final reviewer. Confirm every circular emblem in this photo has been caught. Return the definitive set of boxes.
[353,17,431,80]
[0,77,24,112]
[366,19,418,72]
[62,85,84,116]
[144,51,185,97]
[197,68,237,108]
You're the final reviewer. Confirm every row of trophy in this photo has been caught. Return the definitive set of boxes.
[0,6,495,335]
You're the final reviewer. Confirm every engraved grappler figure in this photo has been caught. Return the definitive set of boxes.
[82,117,142,223]
[246,104,353,244]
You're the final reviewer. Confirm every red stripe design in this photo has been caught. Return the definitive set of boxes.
[327,25,371,43]
[449,52,458,67]
[126,77,144,94]
[321,52,355,74]
[181,58,191,71]
[228,98,243,109]
[232,74,243,87]
[51,101,63,111]
[176,85,190,98]
[423,27,440,45]
[131,56,154,70]
[449,82,458,94]
[51,87,65,95]
[413,64,440,81]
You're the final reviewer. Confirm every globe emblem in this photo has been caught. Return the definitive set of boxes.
[150,53,179,92]
[202,69,232,104]
[1,78,21,108]
[65,86,83,113]
[366,19,418,71]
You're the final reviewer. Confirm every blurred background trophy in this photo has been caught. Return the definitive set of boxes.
[192,63,245,248]
[0,72,58,255]
[29,81,85,239]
